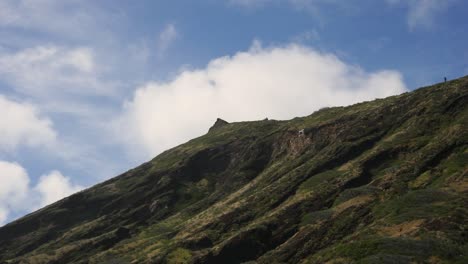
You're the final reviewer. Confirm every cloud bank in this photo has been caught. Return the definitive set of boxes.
[0,161,83,226]
[0,95,56,152]
[0,46,111,98]
[118,43,407,158]
[0,161,29,225]
[35,170,84,207]
[0,0,109,39]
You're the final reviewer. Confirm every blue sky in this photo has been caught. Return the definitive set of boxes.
[0,0,467,225]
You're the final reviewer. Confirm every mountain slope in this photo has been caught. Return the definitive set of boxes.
[0,76,467,264]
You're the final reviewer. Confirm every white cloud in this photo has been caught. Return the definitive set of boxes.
[0,161,82,226]
[35,170,84,207]
[0,0,110,39]
[386,0,456,30]
[66,48,95,72]
[156,24,178,58]
[0,161,30,226]
[0,95,56,152]
[0,45,112,98]
[117,43,407,159]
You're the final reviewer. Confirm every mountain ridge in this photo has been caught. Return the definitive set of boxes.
[0,76,467,263]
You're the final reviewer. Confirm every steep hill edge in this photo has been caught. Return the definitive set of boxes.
[0,76,467,263]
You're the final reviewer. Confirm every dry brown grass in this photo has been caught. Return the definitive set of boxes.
[333,195,374,216]
[378,219,425,238]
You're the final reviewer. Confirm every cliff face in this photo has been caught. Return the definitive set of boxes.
[0,77,467,263]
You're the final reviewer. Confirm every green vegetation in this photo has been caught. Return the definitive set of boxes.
[0,76,467,263]
[167,248,192,264]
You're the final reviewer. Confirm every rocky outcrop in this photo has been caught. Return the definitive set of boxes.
[208,118,229,132]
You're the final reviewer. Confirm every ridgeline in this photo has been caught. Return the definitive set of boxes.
[1,76,467,263]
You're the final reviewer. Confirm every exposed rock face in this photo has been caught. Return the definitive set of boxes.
[208,118,229,132]
[0,76,467,263]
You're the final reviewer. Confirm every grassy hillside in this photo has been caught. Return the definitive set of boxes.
[0,76,467,264]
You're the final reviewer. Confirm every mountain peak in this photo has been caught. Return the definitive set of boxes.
[208,118,229,132]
